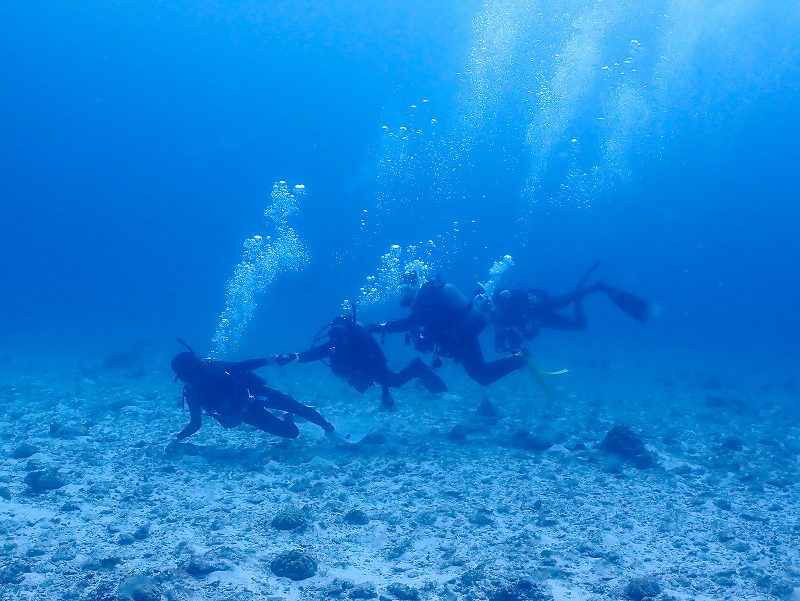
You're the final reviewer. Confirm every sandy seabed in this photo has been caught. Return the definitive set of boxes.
[0,347,799,601]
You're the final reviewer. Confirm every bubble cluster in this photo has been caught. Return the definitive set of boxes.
[357,242,439,307]
[489,253,514,280]
[453,0,797,211]
[478,254,514,305]
[211,182,309,357]
[369,100,457,238]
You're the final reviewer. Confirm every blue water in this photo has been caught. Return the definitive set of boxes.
[2,1,799,365]
[2,4,800,599]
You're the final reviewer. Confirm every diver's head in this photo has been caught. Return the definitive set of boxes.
[329,315,353,341]
[399,271,420,308]
[171,351,202,384]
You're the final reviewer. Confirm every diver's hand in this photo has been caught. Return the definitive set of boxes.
[276,353,298,367]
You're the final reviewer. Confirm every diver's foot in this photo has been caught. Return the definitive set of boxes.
[321,420,335,434]
[379,399,396,412]
[283,413,295,426]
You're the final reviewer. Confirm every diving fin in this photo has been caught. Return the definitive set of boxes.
[601,284,651,323]
[574,261,602,292]
[524,358,568,397]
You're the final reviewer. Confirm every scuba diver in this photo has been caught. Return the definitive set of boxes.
[276,309,447,411]
[481,262,652,353]
[367,273,527,387]
[170,340,335,441]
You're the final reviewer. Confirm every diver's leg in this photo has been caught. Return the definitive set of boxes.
[542,283,603,313]
[476,355,527,386]
[538,281,603,331]
[456,337,526,386]
[404,358,447,393]
[376,369,400,410]
[241,407,299,439]
[379,383,395,411]
[542,276,652,330]
[381,368,405,388]
[383,360,423,387]
[255,387,335,433]
[537,262,602,315]
[383,360,447,393]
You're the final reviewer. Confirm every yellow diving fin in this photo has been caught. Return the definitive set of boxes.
[524,359,568,396]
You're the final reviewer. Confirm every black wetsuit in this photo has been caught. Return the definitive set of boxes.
[491,286,596,352]
[176,358,333,440]
[297,318,447,409]
[491,274,650,352]
[376,279,526,386]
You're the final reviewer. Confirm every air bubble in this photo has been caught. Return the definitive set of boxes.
[212,182,310,357]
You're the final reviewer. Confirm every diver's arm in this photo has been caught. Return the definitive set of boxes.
[369,315,417,334]
[233,357,273,371]
[297,344,331,363]
[175,398,202,441]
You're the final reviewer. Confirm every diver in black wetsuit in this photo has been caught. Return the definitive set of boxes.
[484,262,652,353]
[367,274,527,387]
[277,314,447,411]
[170,341,335,441]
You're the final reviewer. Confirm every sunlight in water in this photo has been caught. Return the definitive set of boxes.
[455,0,797,209]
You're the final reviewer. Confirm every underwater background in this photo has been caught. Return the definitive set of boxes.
[1,1,800,600]
[2,0,799,363]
